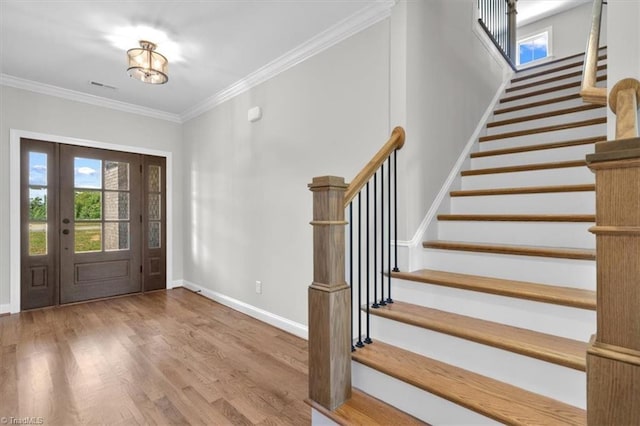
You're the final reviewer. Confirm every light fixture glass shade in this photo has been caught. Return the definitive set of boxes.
[127,40,168,84]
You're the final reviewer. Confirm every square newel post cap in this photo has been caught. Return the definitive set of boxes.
[587,137,640,165]
[308,176,348,191]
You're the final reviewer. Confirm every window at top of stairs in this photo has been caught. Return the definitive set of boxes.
[517,28,552,67]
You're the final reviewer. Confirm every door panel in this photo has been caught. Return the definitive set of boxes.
[20,140,166,309]
[143,156,167,291]
[21,139,57,310]
[59,145,142,303]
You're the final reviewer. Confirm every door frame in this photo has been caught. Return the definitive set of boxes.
[10,129,175,313]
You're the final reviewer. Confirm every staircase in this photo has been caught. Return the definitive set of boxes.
[346,50,607,425]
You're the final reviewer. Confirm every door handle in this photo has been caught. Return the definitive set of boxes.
[62,229,70,235]
[62,218,70,224]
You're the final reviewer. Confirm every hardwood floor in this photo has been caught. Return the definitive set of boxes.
[0,288,310,425]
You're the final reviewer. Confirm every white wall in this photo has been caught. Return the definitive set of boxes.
[182,21,391,325]
[398,0,506,241]
[607,0,640,140]
[181,0,506,326]
[0,86,184,307]
[517,2,608,62]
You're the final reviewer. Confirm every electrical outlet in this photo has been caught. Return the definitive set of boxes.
[255,280,262,294]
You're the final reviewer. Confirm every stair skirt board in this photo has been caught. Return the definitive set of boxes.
[388,279,595,341]
[450,191,595,214]
[420,249,596,289]
[352,362,500,425]
[363,316,586,407]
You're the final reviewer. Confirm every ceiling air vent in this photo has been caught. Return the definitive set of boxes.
[89,81,118,90]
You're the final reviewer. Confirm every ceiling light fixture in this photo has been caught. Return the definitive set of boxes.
[127,40,168,84]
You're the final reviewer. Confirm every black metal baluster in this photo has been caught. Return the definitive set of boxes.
[380,163,387,307]
[349,203,355,352]
[364,182,372,344]
[393,149,399,274]
[356,192,364,348]
[372,172,379,309]
[387,156,393,304]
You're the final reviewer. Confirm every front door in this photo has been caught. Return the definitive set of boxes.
[21,139,166,309]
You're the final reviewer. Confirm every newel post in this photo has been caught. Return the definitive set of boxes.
[585,79,640,425]
[307,176,351,410]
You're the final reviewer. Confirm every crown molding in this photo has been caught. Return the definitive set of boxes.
[0,74,182,123]
[180,0,396,122]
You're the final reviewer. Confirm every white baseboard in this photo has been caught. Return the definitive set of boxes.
[178,280,308,340]
[0,304,10,315]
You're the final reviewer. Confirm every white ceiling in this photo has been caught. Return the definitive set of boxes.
[517,0,592,27]
[1,0,592,122]
[0,0,389,121]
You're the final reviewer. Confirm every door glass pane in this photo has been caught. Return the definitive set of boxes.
[29,187,47,220]
[74,157,102,189]
[148,165,161,192]
[105,222,130,251]
[104,161,129,190]
[29,223,47,256]
[149,222,161,249]
[29,152,47,186]
[104,191,129,220]
[148,193,161,220]
[75,191,102,220]
[75,223,102,253]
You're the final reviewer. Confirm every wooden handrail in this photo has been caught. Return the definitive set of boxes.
[609,78,640,139]
[344,126,405,206]
[580,0,607,105]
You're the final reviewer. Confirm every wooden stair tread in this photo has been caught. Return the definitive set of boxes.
[391,269,596,310]
[352,342,586,425]
[450,184,594,197]
[500,74,606,103]
[494,93,581,115]
[437,214,594,222]
[486,104,604,128]
[461,160,586,176]
[511,54,607,83]
[366,301,588,370]
[422,240,596,260]
[479,118,606,142]
[305,388,427,426]
[507,64,607,93]
[470,136,604,158]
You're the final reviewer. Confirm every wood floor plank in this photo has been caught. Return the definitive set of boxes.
[0,289,310,425]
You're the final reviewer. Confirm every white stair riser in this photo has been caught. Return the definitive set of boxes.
[514,53,605,78]
[352,362,499,425]
[479,123,607,151]
[421,248,596,289]
[485,107,606,136]
[461,167,593,190]
[471,143,595,169]
[368,317,587,408]
[511,59,606,86]
[500,87,582,108]
[437,221,594,249]
[390,279,596,340]
[505,69,607,97]
[493,96,586,121]
[450,192,595,215]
